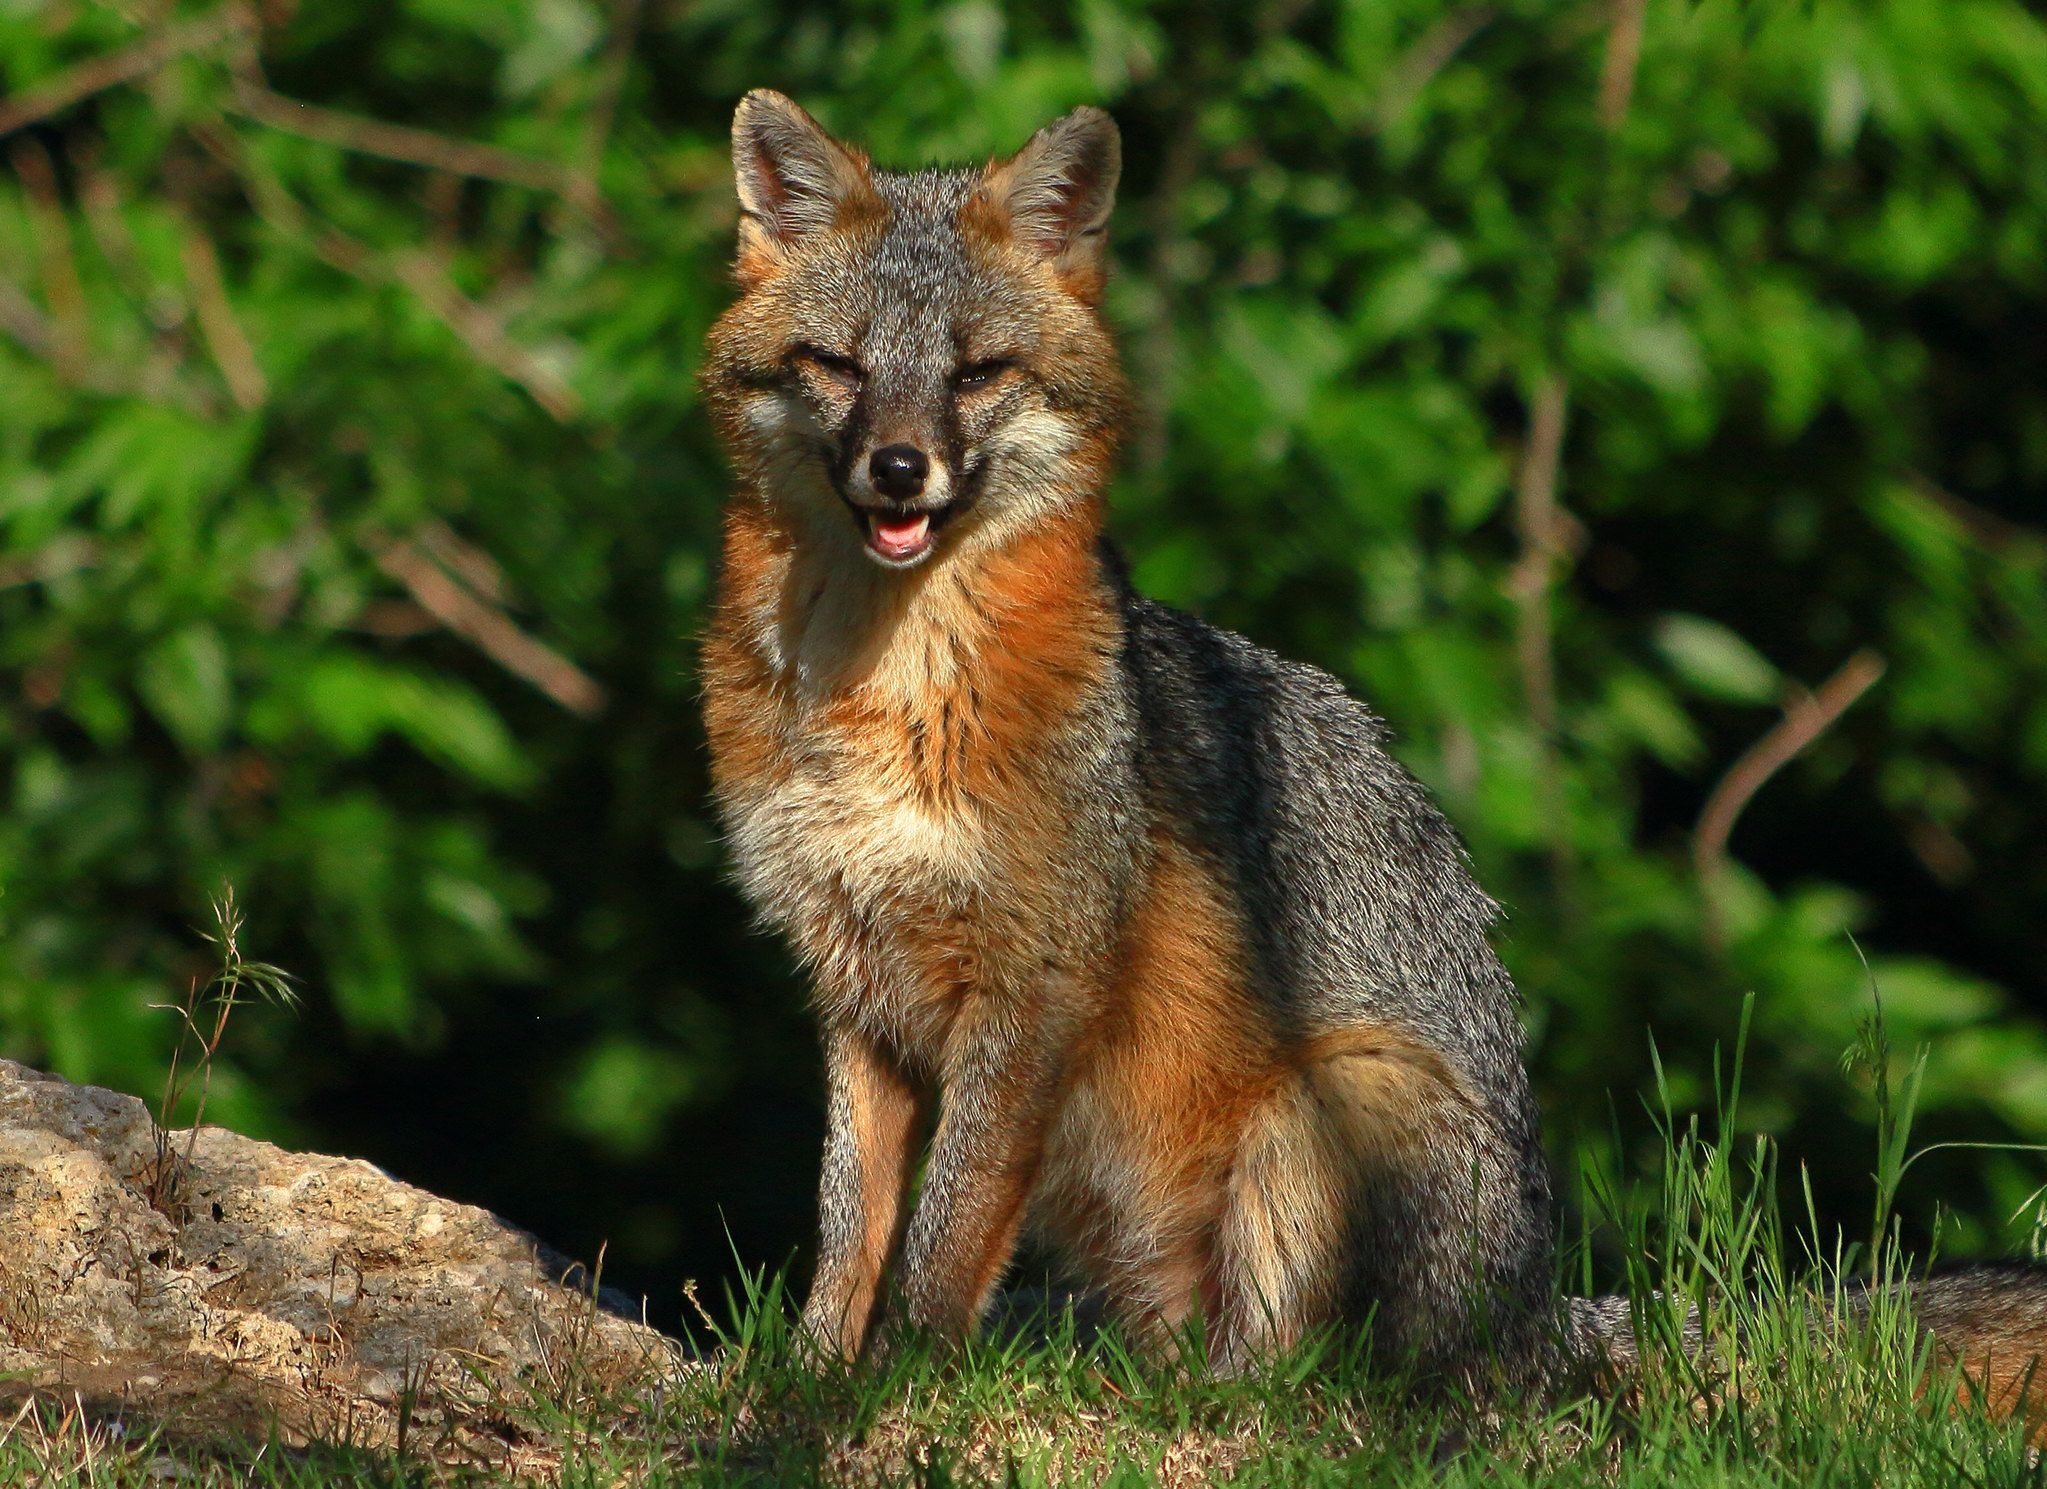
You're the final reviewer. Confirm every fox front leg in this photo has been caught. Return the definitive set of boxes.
[887,990,1077,1342]
[802,1028,926,1360]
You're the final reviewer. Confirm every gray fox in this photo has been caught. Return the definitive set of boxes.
[698,89,2047,1413]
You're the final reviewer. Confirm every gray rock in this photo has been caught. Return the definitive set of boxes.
[0,1060,684,1451]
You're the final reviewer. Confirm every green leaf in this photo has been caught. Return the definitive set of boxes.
[502,0,601,98]
[1653,615,1782,705]
[557,1037,696,1158]
[138,625,232,754]
[292,655,536,793]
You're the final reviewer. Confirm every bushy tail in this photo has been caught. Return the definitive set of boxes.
[1563,1263,2047,1434]
[1561,1291,1668,1375]
[1906,1263,2047,1427]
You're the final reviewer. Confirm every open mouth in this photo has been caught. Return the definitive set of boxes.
[850,501,959,567]
[866,510,932,563]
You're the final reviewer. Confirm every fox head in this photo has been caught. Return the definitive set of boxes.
[702,91,1128,571]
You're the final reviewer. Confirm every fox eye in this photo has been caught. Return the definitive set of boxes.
[954,359,1012,392]
[794,348,863,387]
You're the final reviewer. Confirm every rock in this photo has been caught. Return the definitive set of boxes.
[0,1060,683,1453]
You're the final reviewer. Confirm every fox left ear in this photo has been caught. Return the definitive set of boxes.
[981,107,1121,292]
[730,90,880,282]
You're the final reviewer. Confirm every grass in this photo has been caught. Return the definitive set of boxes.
[143,886,298,1217]
[7,997,2045,1484]
[4,1250,2039,1487]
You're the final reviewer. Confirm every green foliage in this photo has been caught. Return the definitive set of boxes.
[2,0,2047,1296]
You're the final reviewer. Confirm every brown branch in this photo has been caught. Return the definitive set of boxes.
[1506,373,1577,888]
[5,134,220,412]
[0,6,252,139]
[1509,373,1571,735]
[352,599,440,639]
[577,0,645,208]
[0,253,213,408]
[1132,2,1321,472]
[75,141,148,294]
[1132,120,1203,472]
[1693,648,1887,947]
[1491,0,1636,897]
[368,536,605,717]
[10,137,89,383]
[228,79,582,200]
[178,218,267,409]
[1907,471,2040,551]
[416,518,510,604]
[1377,7,1496,129]
[191,116,346,261]
[1900,812,1973,886]
[1597,0,1648,132]
[0,274,54,360]
[389,252,582,422]
[196,120,580,421]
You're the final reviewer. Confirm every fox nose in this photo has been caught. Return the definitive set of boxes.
[868,444,929,501]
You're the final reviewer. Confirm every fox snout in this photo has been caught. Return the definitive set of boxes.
[848,441,954,565]
[868,445,929,500]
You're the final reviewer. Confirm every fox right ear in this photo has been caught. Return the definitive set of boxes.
[730,91,879,280]
[980,107,1122,299]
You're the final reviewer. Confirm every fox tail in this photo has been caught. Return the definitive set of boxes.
[1907,1262,2047,1427]
[1565,1262,2047,1435]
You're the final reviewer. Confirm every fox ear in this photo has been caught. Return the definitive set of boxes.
[982,107,1121,287]
[730,90,878,275]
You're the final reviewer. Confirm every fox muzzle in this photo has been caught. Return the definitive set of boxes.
[869,444,930,500]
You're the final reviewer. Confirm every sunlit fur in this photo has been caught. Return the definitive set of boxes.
[700,91,1556,1390]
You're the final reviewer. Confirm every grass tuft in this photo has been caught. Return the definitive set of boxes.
[143,885,299,1218]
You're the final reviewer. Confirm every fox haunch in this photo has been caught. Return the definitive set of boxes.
[698,90,2047,1409]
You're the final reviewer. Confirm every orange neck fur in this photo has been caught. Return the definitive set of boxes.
[713,491,1108,688]
[704,489,1118,804]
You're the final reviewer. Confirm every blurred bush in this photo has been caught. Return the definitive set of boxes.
[3,0,2046,1307]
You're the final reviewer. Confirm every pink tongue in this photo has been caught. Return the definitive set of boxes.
[871,513,931,557]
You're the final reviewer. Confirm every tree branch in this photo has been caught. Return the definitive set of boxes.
[1507,372,1576,884]
[416,518,510,605]
[1598,0,1648,131]
[178,217,267,410]
[228,79,584,201]
[1376,7,1496,129]
[10,137,90,384]
[0,274,55,361]
[576,0,645,209]
[368,535,606,717]
[197,122,582,423]
[1693,648,1887,947]
[1501,0,1645,891]
[0,6,252,139]
[1907,471,2041,551]
[388,251,582,422]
